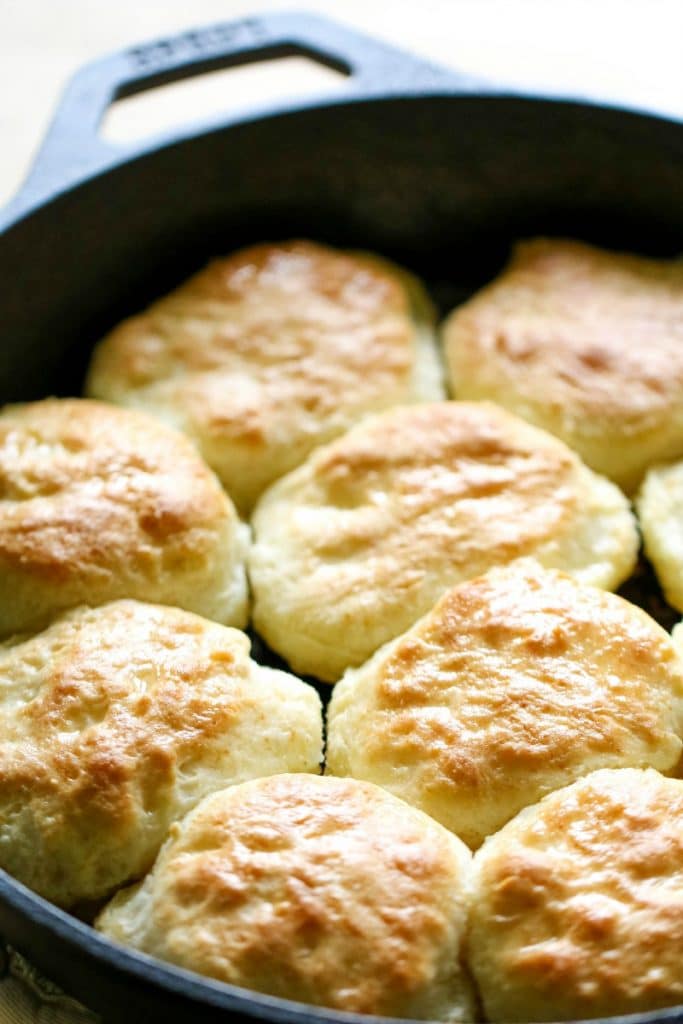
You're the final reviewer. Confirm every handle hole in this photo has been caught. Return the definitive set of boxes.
[101,49,350,144]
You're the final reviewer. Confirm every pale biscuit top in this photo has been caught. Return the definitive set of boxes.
[0,601,323,908]
[468,769,683,1021]
[0,398,249,635]
[249,401,637,681]
[637,460,683,613]
[85,240,443,514]
[97,774,475,1021]
[327,561,683,848]
[444,239,683,492]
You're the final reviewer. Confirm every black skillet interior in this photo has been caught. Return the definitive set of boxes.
[0,10,682,1024]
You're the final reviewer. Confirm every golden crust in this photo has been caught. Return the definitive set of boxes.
[327,561,683,847]
[97,774,475,1021]
[469,768,683,1021]
[85,240,443,514]
[444,239,683,492]
[249,401,637,681]
[0,398,249,635]
[0,601,322,907]
[637,460,683,612]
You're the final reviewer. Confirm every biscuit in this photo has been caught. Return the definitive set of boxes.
[85,240,443,515]
[97,774,475,1021]
[0,398,249,635]
[443,239,683,493]
[327,561,683,847]
[637,460,683,612]
[249,401,638,681]
[0,601,322,907]
[468,768,683,1020]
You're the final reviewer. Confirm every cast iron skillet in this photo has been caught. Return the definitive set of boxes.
[0,11,682,1024]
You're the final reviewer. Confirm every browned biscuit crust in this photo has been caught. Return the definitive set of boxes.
[0,398,248,634]
[327,561,683,846]
[250,401,637,680]
[97,774,474,1021]
[444,239,683,492]
[469,769,683,1020]
[0,601,322,906]
[86,240,443,513]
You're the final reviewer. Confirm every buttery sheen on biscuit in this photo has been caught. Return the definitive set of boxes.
[97,774,474,1021]
[249,401,637,681]
[469,768,683,1021]
[0,398,249,635]
[637,460,683,612]
[327,561,683,847]
[85,240,443,514]
[444,239,683,492]
[0,601,322,907]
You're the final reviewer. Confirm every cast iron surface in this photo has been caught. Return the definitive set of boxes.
[0,10,682,1024]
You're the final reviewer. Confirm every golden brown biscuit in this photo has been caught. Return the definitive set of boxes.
[85,240,443,515]
[0,601,322,907]
[327,561,683,847]
[468,768,683,1021]
[249,401,637,681]
[444,239,683,492]
[0,398,248,635]
[97,774,475,1021]
[637,460,683,612]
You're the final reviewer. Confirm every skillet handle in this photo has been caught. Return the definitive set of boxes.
[8,11,469,221]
